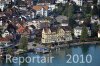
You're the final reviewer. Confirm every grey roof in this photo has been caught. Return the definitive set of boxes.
[74,26,90,30]
[56,15,68,23]
[74,26,82,30]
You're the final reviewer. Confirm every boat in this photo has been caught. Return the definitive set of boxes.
[34,47,49,54]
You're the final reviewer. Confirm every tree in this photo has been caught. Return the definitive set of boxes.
[53,2,79,17]
[34,37,40,43]
[92,5,99,16]
[80,26,89,41]
[7,48,14,55]
[0,30,2,37]
[19,36,28,50]
[62,3,76,17]
[53,3,63,15]
[69,16,78,29]
[91,23,99,37]
[82,3,91,17]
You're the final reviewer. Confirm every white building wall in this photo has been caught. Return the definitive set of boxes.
[98,32,100,38]
[56,0,68,4]
[0,3,5,11]
[0,21,2,26]
[97,0,100,5]
[48,5,56,11]
[74,27,91,38]
[44,10,48,17]
[72,0,83,6]
[2,30,10,38]
[36,9,48,17]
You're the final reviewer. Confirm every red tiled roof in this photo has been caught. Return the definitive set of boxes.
[17,26,25,33]
[32,5,48,11]
[0,38,9,42]
[16,24,31,35]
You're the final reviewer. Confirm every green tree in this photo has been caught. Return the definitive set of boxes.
[34,37,40,43]
[69,15,78,29]
[53,2,80,17]
[82,3,91,18]
[7,48,14,55]
[62,3,76,17]
[53,3,63,15]
[91,23,99,37]
[19,36,28,50]
[80,26,89,41]
[0,30,2,37]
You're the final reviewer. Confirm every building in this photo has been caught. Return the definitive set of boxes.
[98,31,100,38]
[97,0,100,5]
[72,0,83,6]
[56,15,68,23]
[27,19,50,29]
[2,30,10,38]
[75,19,84,25]
[41,27,72,44]
[16,0,27,10]
[56,0,68,4]
[0,0,12,4]
[16,23,25,34]
[32,5,49,17]
[0,37,11,57]
[24,0,33,7]
[0,20,2,26]
[72,0,93,6]
[91,16,100,24]
[60,21,69,27]
[37,3,56,11]
[0,2,5,11]
[98,30,100,38]
[74,26,91,38]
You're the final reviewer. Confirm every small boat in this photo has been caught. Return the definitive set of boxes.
[34,47,49,54]
[14,49,26,55]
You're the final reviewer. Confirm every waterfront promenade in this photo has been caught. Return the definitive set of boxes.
[28,41,100,50]
[49,41,100,50]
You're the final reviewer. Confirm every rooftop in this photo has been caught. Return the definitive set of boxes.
[32,5,48,11]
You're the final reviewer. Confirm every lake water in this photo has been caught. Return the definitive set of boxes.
[0,45,100,66]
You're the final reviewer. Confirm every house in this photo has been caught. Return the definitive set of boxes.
[0,2,5,11]
[97,0,100,5]
[0,20,2,26]
[5,0,12,4]
[74,26,91,38]
[27,19,50,29]
[72,0,93,6]
[2,30,10,38]
[91,16,100,24]
[56,0,68,4]
[41,27,72,44]
[75,19,84,25]
[72,0,83,6]
[0,37,11,57]
[16,0,27,10]
[16,23,31,37]
[37,3,56,11]
[56,15,68,23]
[32,5,49,17]
[60,20,69,27]
[98,30,100,38]
[16,23,25,34]
[24,0,33,7]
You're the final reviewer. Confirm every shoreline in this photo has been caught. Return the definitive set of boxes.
[0,41,100,59]
[49,41,100,49]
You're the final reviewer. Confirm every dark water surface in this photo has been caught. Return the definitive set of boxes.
[0,45,100,66]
